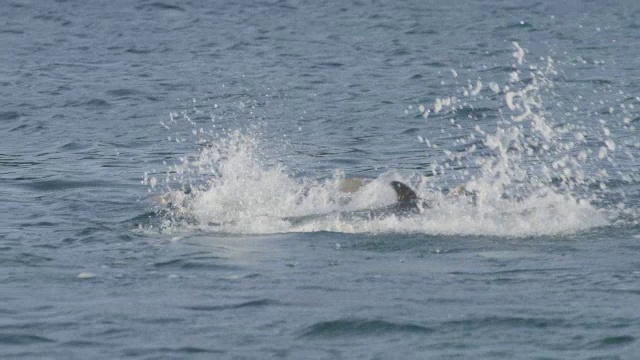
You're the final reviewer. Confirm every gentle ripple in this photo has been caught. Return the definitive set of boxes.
[2,0,640,358]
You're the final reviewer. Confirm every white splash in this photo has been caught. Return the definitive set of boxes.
[151,128,606,237]
[147,43,625,237]
[512,41,525,65]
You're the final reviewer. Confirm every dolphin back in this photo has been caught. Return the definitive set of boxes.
[390,181,418,203]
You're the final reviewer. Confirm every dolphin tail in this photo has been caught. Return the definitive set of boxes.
[390,181,418,203]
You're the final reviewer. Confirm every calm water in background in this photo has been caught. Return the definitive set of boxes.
[3,0,640,358]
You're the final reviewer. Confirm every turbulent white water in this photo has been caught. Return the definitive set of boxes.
[147,43,628,237]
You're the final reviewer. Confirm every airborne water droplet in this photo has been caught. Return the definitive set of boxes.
[598,147,608,159]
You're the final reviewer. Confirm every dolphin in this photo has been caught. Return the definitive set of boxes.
[283,180,426,226]
[157,178,431,228]
[285,180,480,226]
[391,180,420,204]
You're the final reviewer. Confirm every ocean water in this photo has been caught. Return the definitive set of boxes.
[3,0,640,358]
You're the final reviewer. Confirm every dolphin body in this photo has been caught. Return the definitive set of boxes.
[158,179,427,228]
[283,180,425,226]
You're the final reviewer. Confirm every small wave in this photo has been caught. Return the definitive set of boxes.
[19,221,56,228]
[123,346,223,358]
[313,62,345,69]
[125,47,158,54]
[62,98,111,109]
[442,315,566,331]
[8,124,29,132]
[85,98,111,108]
[21,179,112,192]
[57,142,93,152]
[134,2,186,12]
[184,299,281,312]
[0,154,40,167]
[565,78,614,85]
[105,88,143,99]
[60,340,105,348]
[157,346,223,355]
[152,258,232,270]
[5,253,54,267]
[0,333,55,345]
[586,335,636,349]
[300,319,433,338]
[0,29,24,34]
[0,111,20,121]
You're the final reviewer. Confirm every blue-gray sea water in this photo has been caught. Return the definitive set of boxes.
[3,0,640,359]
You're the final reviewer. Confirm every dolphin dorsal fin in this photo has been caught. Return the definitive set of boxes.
[390,181,418,203]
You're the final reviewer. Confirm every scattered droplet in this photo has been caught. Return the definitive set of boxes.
[77,272,96,279]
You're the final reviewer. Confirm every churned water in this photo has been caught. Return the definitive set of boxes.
[3,0,640,358]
